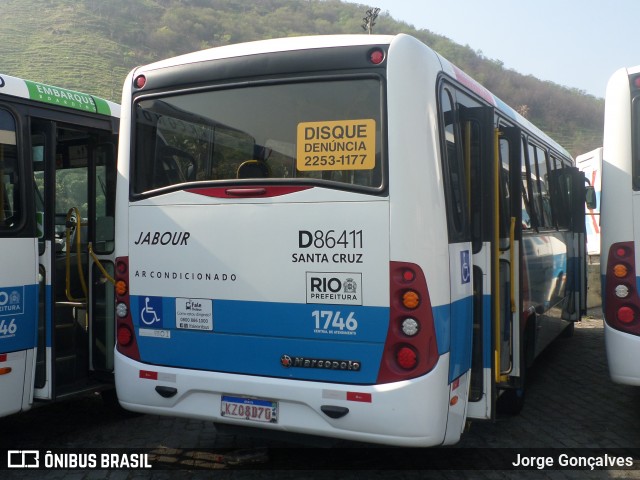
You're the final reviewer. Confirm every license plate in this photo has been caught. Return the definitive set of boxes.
[221,395,278,424]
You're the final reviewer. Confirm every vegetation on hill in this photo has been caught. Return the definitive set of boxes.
[0,0,602,156]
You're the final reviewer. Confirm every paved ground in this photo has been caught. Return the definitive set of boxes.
[1,309,639,479]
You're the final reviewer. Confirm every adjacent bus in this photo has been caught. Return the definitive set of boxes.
[114,34,590,446]
[601,66,640,385]
[576,147,602,258]
[0,74,120,417]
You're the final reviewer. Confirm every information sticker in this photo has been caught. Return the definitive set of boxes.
[296,119,376,171]
[175,298,213,331]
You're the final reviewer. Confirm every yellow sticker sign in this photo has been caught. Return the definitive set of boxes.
[297,119,376,171]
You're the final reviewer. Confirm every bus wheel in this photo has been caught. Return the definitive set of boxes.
[561,321,575,338]
[496,385,525,415]
[497,316,533,415]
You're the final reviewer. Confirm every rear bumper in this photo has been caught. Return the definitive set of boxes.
[115,350,463,447]
[604,323,640,386]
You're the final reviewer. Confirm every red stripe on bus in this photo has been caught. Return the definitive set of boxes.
[186,186,313,198]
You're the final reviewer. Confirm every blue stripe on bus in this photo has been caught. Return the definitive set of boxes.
[0,284,38,354]
[432,296,473,383]
[131,295,475,384]
[130,296,390,342]
[137,330,384,383]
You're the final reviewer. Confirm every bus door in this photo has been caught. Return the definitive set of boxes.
[461,106,523,420]
[0,107,39,416]
[551,165,588,321]
[31,118,117,400]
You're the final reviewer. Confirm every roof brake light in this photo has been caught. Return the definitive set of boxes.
[134,75,147,89]
[369,48,385,65]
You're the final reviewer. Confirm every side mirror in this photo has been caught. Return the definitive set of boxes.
[585,185,597,210]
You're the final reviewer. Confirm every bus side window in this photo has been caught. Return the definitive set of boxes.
[520,137,532,230]
[499,136,511,245]
[548,164,572,229]
[535,146,553,228]
[526,142,543,229]
[0,109,19,229]
[439,86,467,241]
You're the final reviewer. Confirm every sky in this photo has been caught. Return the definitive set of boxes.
[349,0,639,98]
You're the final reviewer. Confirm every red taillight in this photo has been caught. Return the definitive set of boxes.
[605,242,640,335]
[402,269,415,282]
[116,260,128,275]
[117,324,133,346]
[115,256,140,360]
[617,306,636,324]
[376,262,438,384]
[397,346,418,369]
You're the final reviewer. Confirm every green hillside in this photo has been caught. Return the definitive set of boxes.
[0,0,603,156]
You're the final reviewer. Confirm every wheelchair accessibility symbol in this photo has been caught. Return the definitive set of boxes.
[141,296,163,326]
[460,250,471,285]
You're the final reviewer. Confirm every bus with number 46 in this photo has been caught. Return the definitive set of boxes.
[113,34,592,446]
[0,74,119,417]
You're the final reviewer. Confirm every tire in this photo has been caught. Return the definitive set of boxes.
[496,385,525,415]
[561,321,575,338]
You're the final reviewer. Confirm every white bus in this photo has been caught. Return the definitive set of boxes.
[0,74,120,417]
[576,147,602,257]
[601,66,640,385]
[114,34,590,446]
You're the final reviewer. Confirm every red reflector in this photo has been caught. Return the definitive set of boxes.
[117,325,133,346]
[617,306,636,324]
[0,353,6,362]
[635,77,640,89]
[397,346,418,369]
[346,392,372,403]
[139,370,158,380]
[616,247,628,257]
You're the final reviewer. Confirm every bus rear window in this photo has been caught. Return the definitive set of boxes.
[133,78,383,194]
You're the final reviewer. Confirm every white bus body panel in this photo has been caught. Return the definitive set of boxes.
[0,350,33,417]
[604,323,640,385]
[602,68,635,272]
[0,238,38,415]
